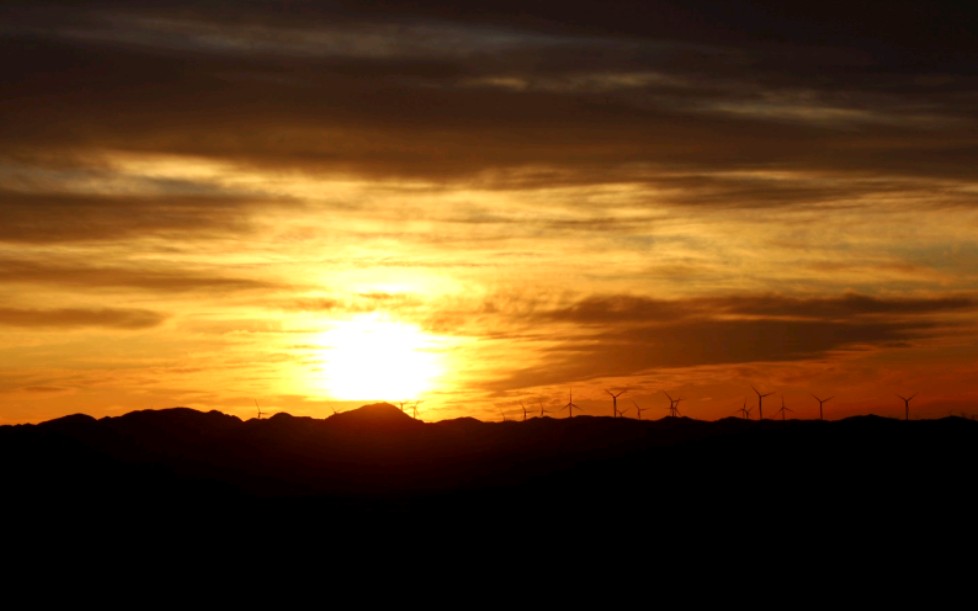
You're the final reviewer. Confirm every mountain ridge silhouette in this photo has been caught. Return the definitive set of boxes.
[3,403,976,525]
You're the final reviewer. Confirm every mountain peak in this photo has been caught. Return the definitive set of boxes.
[328,402,422,428]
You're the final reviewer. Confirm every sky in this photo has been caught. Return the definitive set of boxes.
[2,0,977,423]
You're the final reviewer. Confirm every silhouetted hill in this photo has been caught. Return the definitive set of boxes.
[3,408,976,527]
[326,402,423,432]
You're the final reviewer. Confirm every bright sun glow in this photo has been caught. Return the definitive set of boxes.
[319,314,444,401]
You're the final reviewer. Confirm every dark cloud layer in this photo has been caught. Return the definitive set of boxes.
[709,294,977,319]
[493,292,977,389]
[500,318,928,390]
[0,307,166,329]
[550,293,977,324]
[8,2,974,62]
[0,259,274,292]
[2,1,976,191]
[0,191,269,243]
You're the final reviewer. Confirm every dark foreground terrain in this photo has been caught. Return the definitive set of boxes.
[5,401,978,578]
[4,403,976,516]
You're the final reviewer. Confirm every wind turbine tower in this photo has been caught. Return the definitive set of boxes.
[811,393,833,421]
[751,385,774,420]
[776,394,793,421]
[663,391,683,418]
[607,389,627,417]
[564,389,581,418]
[898,393,917,421]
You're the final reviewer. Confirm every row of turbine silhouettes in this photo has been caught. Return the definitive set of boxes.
[500,387,919,422]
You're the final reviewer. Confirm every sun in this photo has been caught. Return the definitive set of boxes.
[318,313,444,401]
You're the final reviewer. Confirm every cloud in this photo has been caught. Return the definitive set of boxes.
[705,293,977,319]
[488,292,978,389]
[23,386,67,394]
[282,292,423,314]
[283,298,341,312]
[0,307,166,329]
[492,317,936,390]
[544,293,977,324]
[0,258,277,292]
[0,190,273,243]
[548,295,694,324]
[2,2,976,190]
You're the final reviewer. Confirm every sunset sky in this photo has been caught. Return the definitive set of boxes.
[3,1,977,423]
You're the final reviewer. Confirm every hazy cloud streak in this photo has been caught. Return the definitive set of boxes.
[0,307,167,329]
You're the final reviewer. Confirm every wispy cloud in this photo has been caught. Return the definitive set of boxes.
[485,292,978,389]
[0,307,166,329]
[547,293,977,324]
[2,2,975,186]
[0,258,276,292]
[0,191,272,243]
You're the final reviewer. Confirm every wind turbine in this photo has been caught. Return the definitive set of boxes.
[606,389,627,418]
[410,400,423,420]
[537,398,549,418]
[897,393,917,421]
[751,385,774,420]
[775,394,793,421]
[254,399,263,420]
[632,400,649,420]
[520,401,528,422]
[564,389,582,418]
[734,399,752,420]
[662,391,682,418]
[811,393,833,421]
